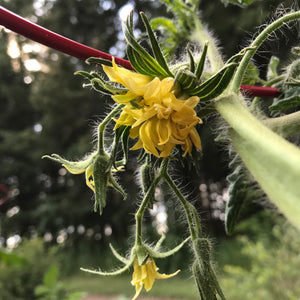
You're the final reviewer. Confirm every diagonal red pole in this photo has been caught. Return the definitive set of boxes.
[0,6,134,70]
[0,6,280,98]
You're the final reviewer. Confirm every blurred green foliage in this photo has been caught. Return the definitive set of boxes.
[220,214,300,300]
[0,238,58,300]
[35,265,85,300]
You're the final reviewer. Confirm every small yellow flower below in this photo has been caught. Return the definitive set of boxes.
[131,257,180,300]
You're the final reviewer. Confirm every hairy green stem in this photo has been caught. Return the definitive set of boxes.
[164,172,198,240]
[214,94,300,229]
[263,111,300,137]
[191,15,224,72]
[231,11,300,93]
[134,159,169,245]
[97,104,124,154]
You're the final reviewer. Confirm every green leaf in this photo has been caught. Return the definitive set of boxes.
[187,44,196,73]
[242,63,260,85]
[150,17,177,34]
[0,250,25,267]
[43,265,59,288]
[140,12,173,77]
[269,94,300,111]
[34,285,50,296]
[267,56,279,81]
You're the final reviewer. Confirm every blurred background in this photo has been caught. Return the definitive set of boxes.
[0,0,299,299]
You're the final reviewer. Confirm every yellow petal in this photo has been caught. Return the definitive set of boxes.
[144,77,161,103]
[132,107,156,128]
[185,96,200,108]
[189,127,202,151]
[103,58,151,95]
[85,164,95,192]
[112,91,136,104]
[132,283,143,300]
[140,121,159,157]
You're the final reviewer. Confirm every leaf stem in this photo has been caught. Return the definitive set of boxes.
[214,94,300,229]
[231,11,300,93]
[263,111,300,137]
[134,159,168,246]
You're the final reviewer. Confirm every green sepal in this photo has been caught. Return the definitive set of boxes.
[174,68,198,91]
[188,62,238,101]
[74,71,95,81]
[108,172,127,201]
[140,12,173,77]
[121,126,130,165]
[80,256,134,276]
[91,78,128,95]
[42,153,95,172]
[93,153,110,215]
[134,245,149,265]
[144,237,190,259]
[109,244,130,264]
[186,44,196,73]
[110,125,128,168]
[85,57,113,67]
[124,13,171,77]
[195,42,208,80]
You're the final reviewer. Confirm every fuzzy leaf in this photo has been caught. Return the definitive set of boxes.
[86,57,113,67]
[267,56,279,81]
[150,17,177,34]
[123,15,170,77]
[195,42,208,80]
[188,63,238,101]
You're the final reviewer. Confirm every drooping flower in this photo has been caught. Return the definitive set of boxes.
[102,59,202,158]
[42,152,126,214]
[131,257,180,300]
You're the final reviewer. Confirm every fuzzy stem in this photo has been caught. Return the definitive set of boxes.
[214,94,300,229]
[191,15,224,72]
[97,104,124,155]
[163,172,198,240]
[231,11,300,93]
[263,111,300,137]
[134,159,169,246]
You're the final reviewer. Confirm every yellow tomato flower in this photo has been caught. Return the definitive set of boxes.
[103,59,202,158]
[131,257,180,300]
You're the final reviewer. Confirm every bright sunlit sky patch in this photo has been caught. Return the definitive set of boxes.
[118,3,134,21]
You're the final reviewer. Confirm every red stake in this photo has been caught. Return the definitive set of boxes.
[0,6,133,70]
[0,6,280,98]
